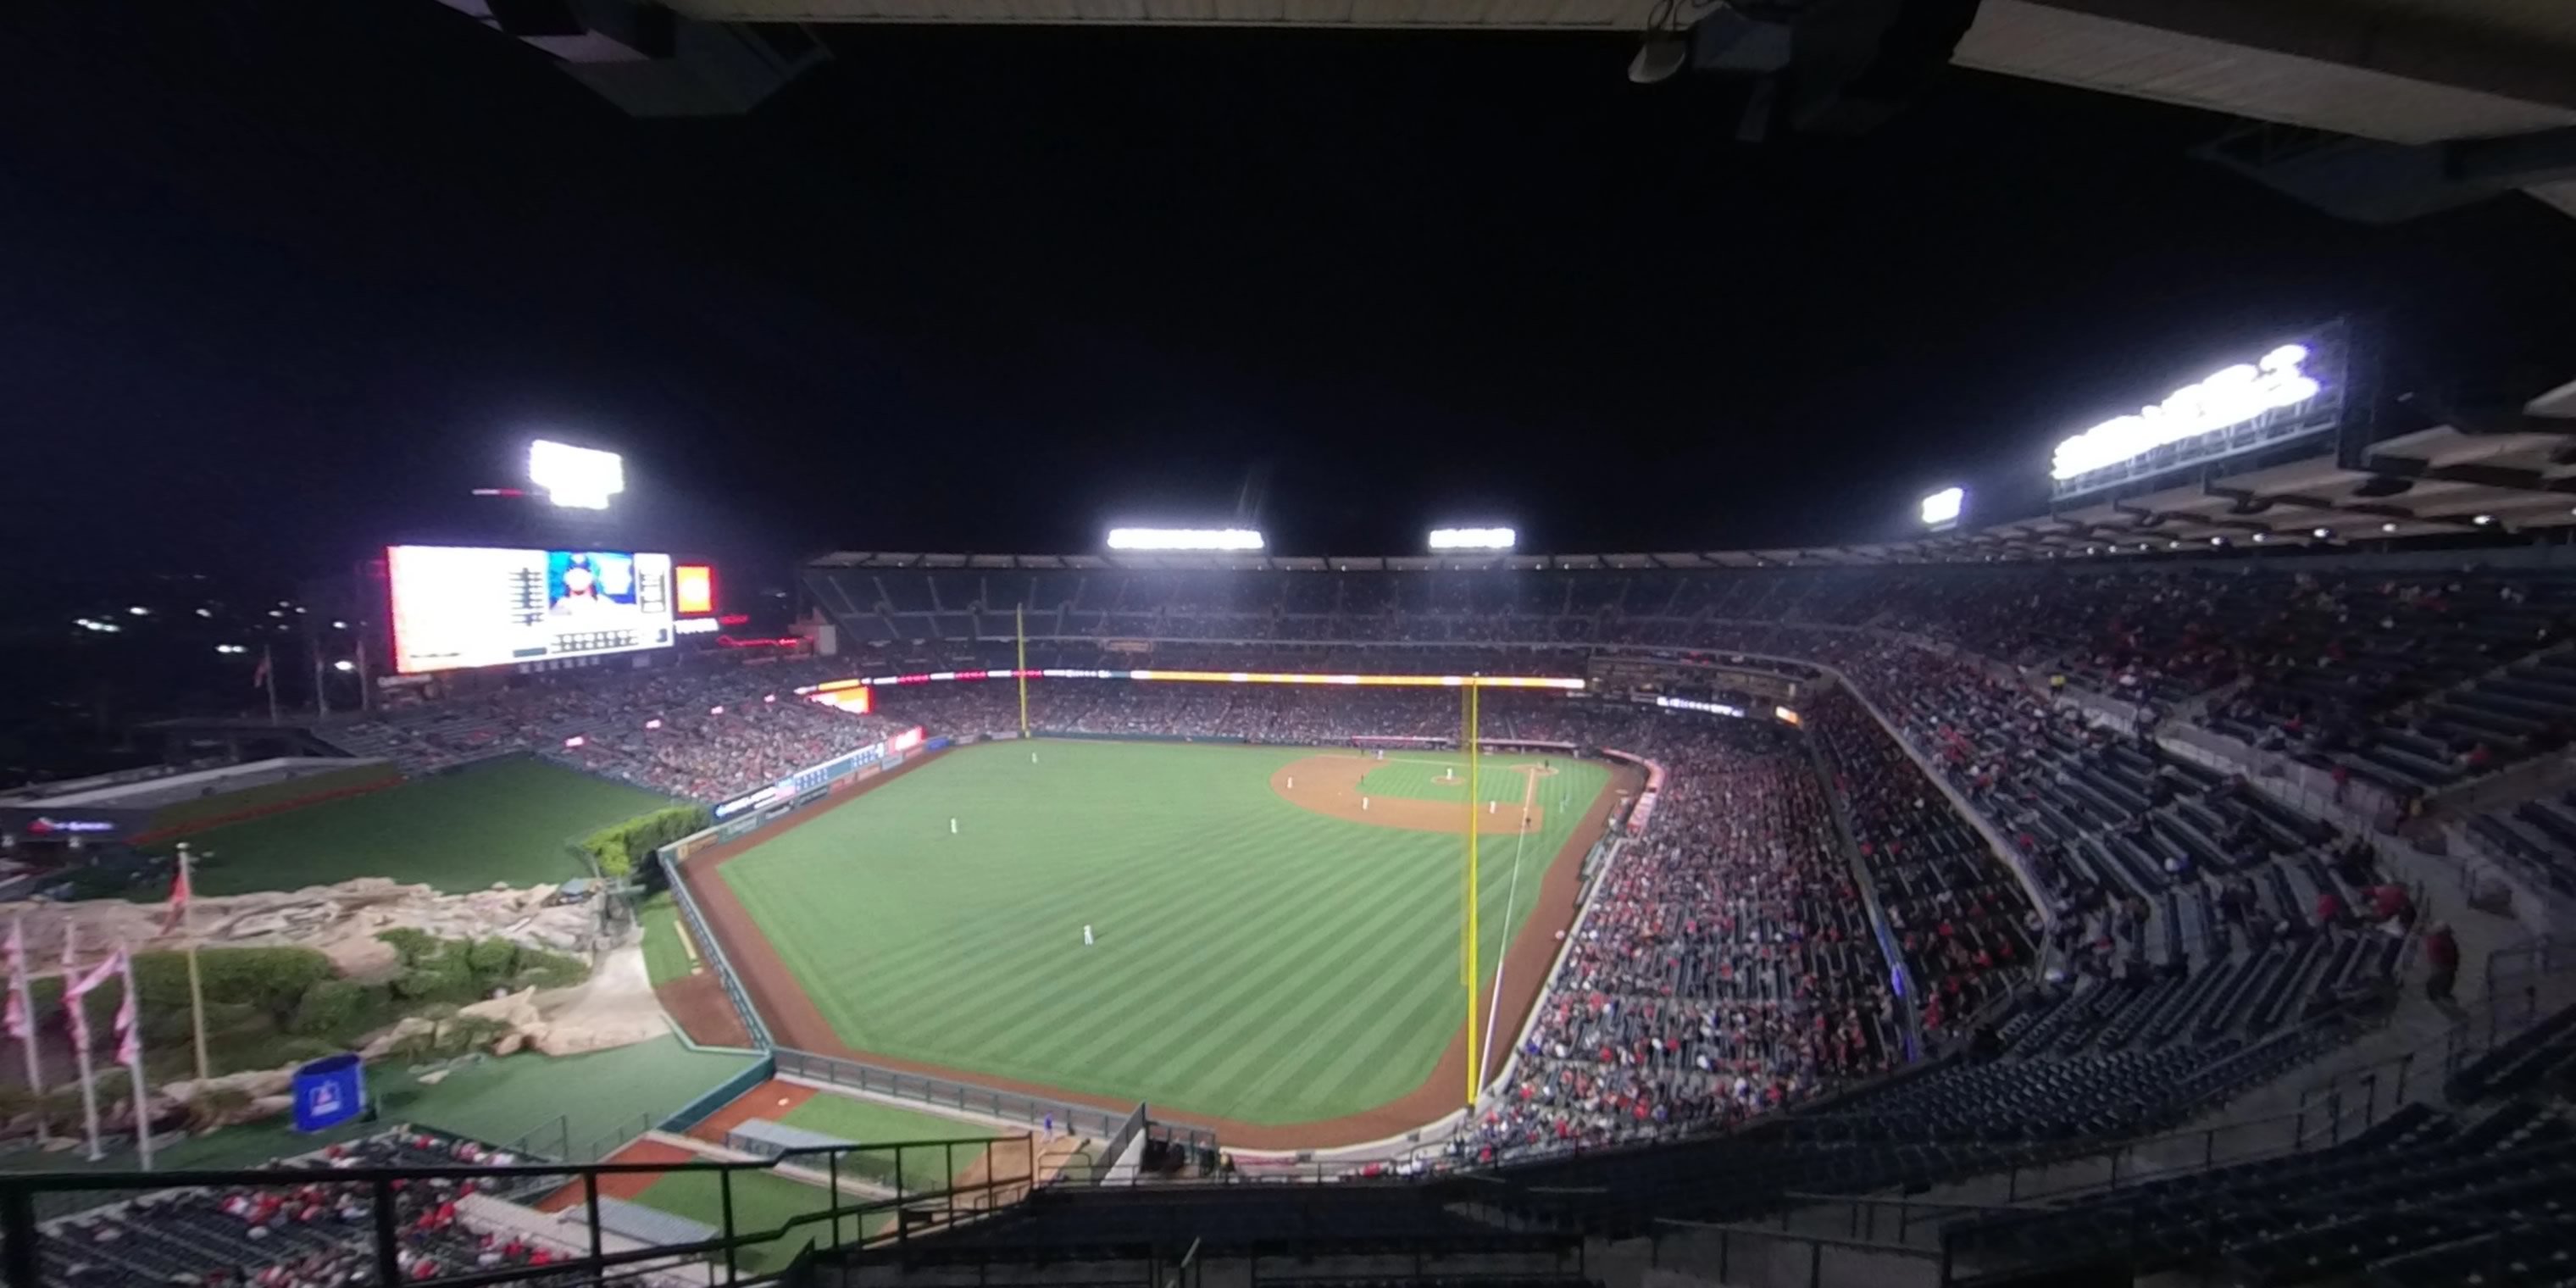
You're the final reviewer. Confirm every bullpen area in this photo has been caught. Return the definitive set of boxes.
[680,739,1626,1148]
[159,757,673,895]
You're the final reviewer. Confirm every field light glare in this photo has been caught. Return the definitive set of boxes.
[1918,487,1964,527]
[528,440,625,510]
[1106,527,1266,552]
[1427,526,1517,552]
[2051,344,2319,481]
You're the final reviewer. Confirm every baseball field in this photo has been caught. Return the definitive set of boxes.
[683,738,1624,1146]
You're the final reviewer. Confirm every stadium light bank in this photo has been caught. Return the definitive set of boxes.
[526,440,625,510]
[1918,487,1965,530]
[1105,526,1266,552]
[1428,526,1518,552]
[2049,344,2320,481]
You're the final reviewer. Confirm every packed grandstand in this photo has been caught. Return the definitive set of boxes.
[18,552,2573,1287]
[315,557,2564,1141]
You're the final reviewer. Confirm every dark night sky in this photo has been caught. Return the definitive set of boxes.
[7,0,2576,586]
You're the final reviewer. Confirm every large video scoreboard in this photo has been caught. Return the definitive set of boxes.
[387,545,677,675]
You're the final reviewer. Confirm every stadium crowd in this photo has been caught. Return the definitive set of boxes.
[830,559,2576,796]
[1460,717,1906,1161]
[333,658,898,801]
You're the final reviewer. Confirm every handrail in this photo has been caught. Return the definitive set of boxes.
[0,1132,1043,1288]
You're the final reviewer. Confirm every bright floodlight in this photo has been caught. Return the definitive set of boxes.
[1918,487,1965,527]
[528,440,625,510]
[1106,527,1266,552]
[2051,343,2319,481]
[1428,526,1517,552]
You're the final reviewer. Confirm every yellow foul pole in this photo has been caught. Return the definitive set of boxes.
[1463,680,1482,1108]
[1016,604,1030,737]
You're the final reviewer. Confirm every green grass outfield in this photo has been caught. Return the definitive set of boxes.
[0,1035,758,1174]
[640,892,695,987]
[161,757,674,896]
[716,740,1612,1126]
[779,1093,991,1191]
[631,1168,877,1274]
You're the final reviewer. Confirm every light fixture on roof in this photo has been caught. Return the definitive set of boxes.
[195,608,213,619]
[2473,514,2496,525]
[2051,343,2319,481]
[2210,537,2225,546]
[1107,527,1266,552]
[2252,533,2267,543]
[332,659,356,673]
[128,606,148,616]
[529,440,625,510]
[2312,527,2332,539]
[2381,521,2399,533]
[1428,526,1517,552]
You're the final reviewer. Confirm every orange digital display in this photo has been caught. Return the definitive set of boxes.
[675,564,715,615]
[809,687,874,713]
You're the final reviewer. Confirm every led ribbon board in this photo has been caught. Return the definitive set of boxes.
[795,669,1586,693]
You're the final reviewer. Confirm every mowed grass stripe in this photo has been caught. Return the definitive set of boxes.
[871,824,1330,1052]
[1184,890,1463,1110]
[935,830,1443,1093]
[725,744,1335,1066]
[827,821,1292,1015]
[847,801,1327,1020]
[1096,847,1455,1099]
[713,740,1614,1123]
[1241,788,1592,1113]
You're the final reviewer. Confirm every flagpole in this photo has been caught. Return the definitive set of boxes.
[8,918,46,1146]
[356,635,372,714]
[119,951,151,1172]
[263,643,280,725]
[178,845,209,1084]
[311,629,330,720]
[64,929,103,1163]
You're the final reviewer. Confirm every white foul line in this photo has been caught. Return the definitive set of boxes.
[1476,766,1540,1094]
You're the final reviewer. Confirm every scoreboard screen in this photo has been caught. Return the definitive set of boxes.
[388,545,676,675]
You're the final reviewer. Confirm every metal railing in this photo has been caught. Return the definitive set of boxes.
[2438,933,2576,1080]
[0,1132,1042,1288]
[658,848,775,1050]
[773,1046,1217,1153]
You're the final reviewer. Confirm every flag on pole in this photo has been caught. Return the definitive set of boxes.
[62,949,118,1057]
[251,647,272,691]
[3,920,28,1042]
[114,958,139,1068]
[159,861,192,936]
[8,917,47,1143]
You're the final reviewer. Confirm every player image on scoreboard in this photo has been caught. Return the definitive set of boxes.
[390,545,676,675]
[548,551,640,619]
